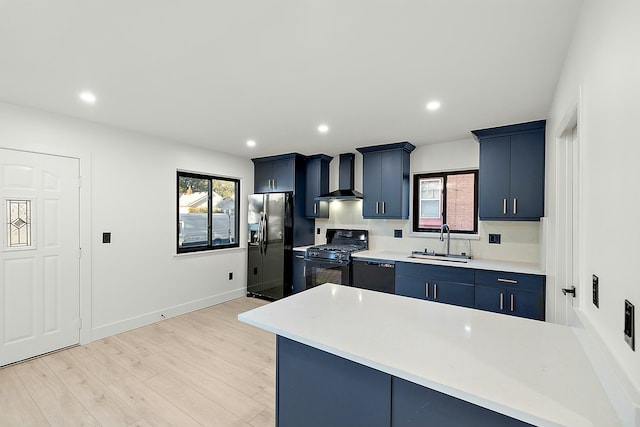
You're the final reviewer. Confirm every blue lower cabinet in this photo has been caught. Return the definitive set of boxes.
[392,377,534,427]
[276,336,535,427]
[396,276,474,308]
[395,262,474,308]
[276,336,391,427]
[474,270,545,321]
[395,275,428,300]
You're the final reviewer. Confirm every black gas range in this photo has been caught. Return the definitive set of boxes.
[304,229,368,288]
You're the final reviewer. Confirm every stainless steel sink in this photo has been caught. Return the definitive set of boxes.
[409,251,471,263]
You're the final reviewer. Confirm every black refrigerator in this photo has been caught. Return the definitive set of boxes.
[247,193,295,300]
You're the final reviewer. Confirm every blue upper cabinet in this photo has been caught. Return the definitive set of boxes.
[305,154,332,218]
[252,153,304,193]
[357,142,415,219]
[472,120,546,221]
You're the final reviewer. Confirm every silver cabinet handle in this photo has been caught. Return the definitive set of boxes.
[503,198,507,214]
[295,254,304,259]
[510,294,514,312]
[272,179,276,189]
[382,201,385,214]
[314,202,317,214]
[498,278,518,284]
[513,198,517,215]
[500,293,504,310]
[425,282,429,298]
[303,266,306,277]
[434,283,437,300]
[376,202,379,214]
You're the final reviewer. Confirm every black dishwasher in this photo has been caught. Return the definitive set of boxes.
[352,259,395,294]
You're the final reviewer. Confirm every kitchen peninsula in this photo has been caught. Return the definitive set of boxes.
[239,284,620,427]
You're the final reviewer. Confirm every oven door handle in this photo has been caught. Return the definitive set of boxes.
[304,259,351,267]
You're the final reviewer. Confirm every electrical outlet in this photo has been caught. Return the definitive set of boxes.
[102,232,111,244]
[624,300,635,351]
[228,272,233,280]
[317,228,321,235]
[488,234,501,244]
[592,275,599,308]
[394,229,402,238]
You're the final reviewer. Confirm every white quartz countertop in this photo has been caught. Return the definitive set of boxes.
[238,284,620,427]
[352,250,544,275]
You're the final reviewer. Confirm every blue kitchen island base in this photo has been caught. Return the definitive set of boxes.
[277,336,532,427]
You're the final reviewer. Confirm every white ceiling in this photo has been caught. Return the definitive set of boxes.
[0,0,582,159]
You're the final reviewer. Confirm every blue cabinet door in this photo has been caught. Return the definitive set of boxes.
[475,285,505,314]
[305,155,331,218]
[395,275,428,300]
[362,151,382,217]
[292,253,306,294]
[508,289,544,320]
[253,161,273,193]
[478,136,511,219]
[277,336,391,427]
[392,377,533,427]
[270,158,295,192]
[380,149,403,218]
[431,281,475,308]
[510,131,545,219]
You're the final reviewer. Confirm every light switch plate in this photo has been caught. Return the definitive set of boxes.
[624,300,635,351]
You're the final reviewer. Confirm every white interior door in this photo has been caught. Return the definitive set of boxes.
[1,148,80,366]
[555,126,580,325]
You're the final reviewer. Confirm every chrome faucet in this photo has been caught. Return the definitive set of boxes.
[440,224,450,256]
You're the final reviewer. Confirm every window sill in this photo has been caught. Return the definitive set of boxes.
[407,231,480,240]
[174,246,244,258]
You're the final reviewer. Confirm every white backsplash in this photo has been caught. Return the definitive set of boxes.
[315,200,540,264]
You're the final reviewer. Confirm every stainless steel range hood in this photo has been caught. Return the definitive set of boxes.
[315,153,363,201]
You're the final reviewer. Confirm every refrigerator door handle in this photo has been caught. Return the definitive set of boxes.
[262,212,268,254]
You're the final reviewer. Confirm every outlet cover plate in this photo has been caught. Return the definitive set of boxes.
[488,234,501,244]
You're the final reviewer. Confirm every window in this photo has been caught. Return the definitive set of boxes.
[412,170,478,234]
[177,171,240,253]
[6,199,33,248]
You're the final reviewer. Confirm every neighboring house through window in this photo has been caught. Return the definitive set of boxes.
[412,170,478,234]
[177,171,240,253]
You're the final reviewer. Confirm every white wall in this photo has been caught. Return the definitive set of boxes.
[546,0,640,412]
[318,140,542,264]
[0,102,253,341]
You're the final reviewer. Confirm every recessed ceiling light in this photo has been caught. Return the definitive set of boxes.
[426,101,441,111]
[79,91,97,104]
[318,124,329,133]
[246,139,256,147]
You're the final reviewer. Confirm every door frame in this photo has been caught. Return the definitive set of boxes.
[551,90,583,326]
[0,145,93,345]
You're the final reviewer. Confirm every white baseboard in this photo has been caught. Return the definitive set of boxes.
[90,287,247,341]
[573,310,640,427]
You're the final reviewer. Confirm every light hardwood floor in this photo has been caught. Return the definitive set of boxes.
[0,297,275,427]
